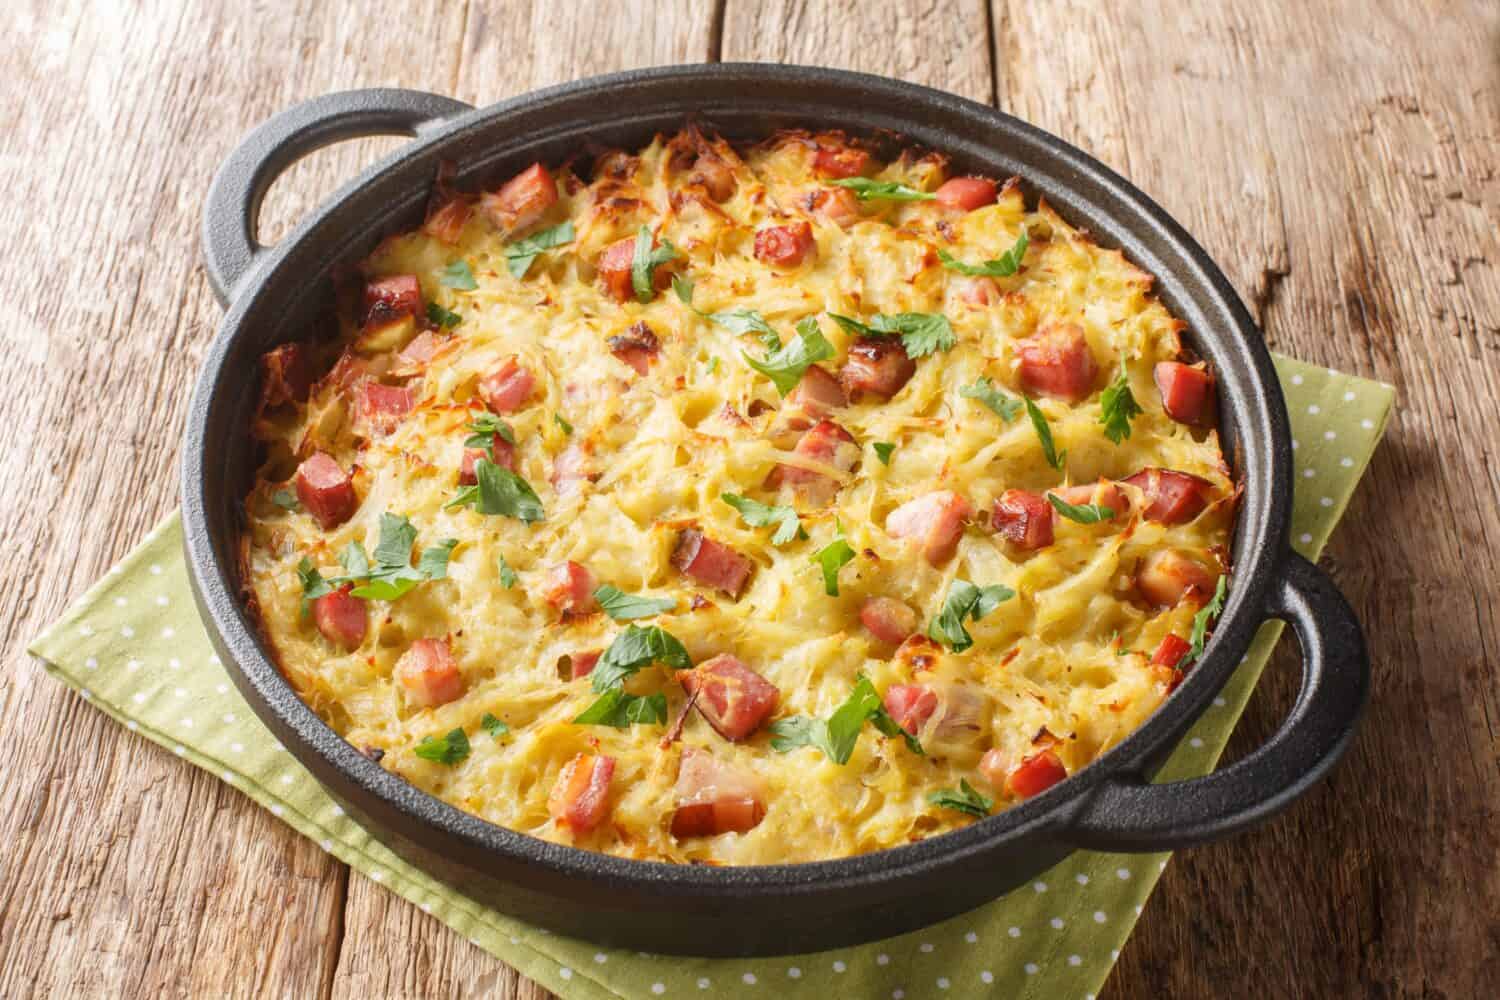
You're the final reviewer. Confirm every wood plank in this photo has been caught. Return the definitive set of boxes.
[991,1,1500,994]
[0,0,467,996]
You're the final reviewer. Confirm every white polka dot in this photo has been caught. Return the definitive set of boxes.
[1189,737,1204,748]
[126,721,139,732]
[937,978,951,990]
[980,971,993,984]
[79,688,92,701]
[1024,963,1039,975]
[132,692,146,705]
[1344,391,1356,402]
[509,936,519,944]
[1033,881,1047,893]
[1292,438,1300,450]
[281,774,294,785]
[79,625,94,637]
[1094,910,1107,923]
[1213,696,1226,706]
[1307,404,1320,415]
[964,931,977,943]
[559,968,572,981]
[742,972,757,984]
[84,657,98,670]
[175,688,188,698]
[1075,873,1089,885]
[1051,917,1065,929]
[169,658,181,669]
[150,564,162,575]
[1341,456,1354,467]
[833,960,846,973]
[919,942,934,953]
[698,978,711,990]
[126,659,141,671]
[319,839,332,851]
[594,953,608,964]
[230,742,244,753]
[1291,374,1303,385]
[1160,859,1169,871]
[331,804,344,817]
[787,966,801,979]
[1117,867,1132,879]
[877,954,890,965]
[180,717,194,728]
[1068,955,1082,966]
[156,595,169,607]
[1008,926,1021,938]
[222,713,235,724]
[1300,532,1313,544]
[210,654,221,665]
[1137,905,1144,914]
[216,684,229,694]
[1112,949,1119,960]
[1320,497,1333,507]
[1361,418,1374,429]
[270,804,283,817]
[114,597,127,607]
[222,770,235,782]
[892,991,904,1000]
[370,871,383,883]
[161,627,175,638]
[651,984,664,995]
[1324,430,1337,441]
[1303,468,1315,478]
[121,626,134,638]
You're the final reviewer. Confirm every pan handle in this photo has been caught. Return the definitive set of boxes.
[1066,551,1368,851]
[201,88,473,307]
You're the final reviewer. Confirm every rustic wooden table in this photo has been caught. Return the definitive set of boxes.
[3,1,1496,995]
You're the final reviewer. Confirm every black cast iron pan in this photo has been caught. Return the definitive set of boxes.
[182,64,1369,956]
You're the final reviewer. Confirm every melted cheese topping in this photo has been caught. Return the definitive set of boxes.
[244,130,1233,864]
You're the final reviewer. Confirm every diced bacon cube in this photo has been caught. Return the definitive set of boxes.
[783,364,847,430]
[813,145,872,179]
[769,419,859,505]
[885,490,972,566]
[688,154,737,202]
[1154,361,1216,425]
[859,596,918,645]
[1121,468,1213,524]
[840,337,916,400]
[363,274,422,322]
[563,649,601,681]
[993,490,1054,550]
[422,197,473,245]
[395,638,465,708]
[1137,550,1219,608]
[934,177,998,211]
[802,187,862,228]
[397,330,449,368]
[294,452,358,530]
[671,529,754,599]
[551,443,593,496]
[312,584,367,651]
[597,234,673,303]
[1048,480,1128,520]
[549,753,615,833]
[480,163,558,234]
[754,222,816,268]
[882,684,938,736]
[680,654,780,742]
[259,343,314,409]
[458,433,516,485]
[980,747,1068,798]
[1017,322,1099,402]
[670,747,766,838]
[955,276,1000,308]
[358,381,416,433]
[542,561,597,616]
[608,322,661,376]
[478,357,535,413]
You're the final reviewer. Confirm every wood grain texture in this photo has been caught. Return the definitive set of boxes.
[0,0,1494,997]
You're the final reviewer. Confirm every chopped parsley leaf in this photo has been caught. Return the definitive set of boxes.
[481,713,510,739]
[590,624,693,693]
[554,412,574,436]
[928,579,1016,653]
[812,536,856,597]
[573,689,668,728]
[271,488,299,511]
[1099,364,1144,444]
[1024,397,1066,471]
[937,228,1028,278]
[1185,575,1229,665]
[959,376,1022,422]
[445,458,545,522]
[830,177,936,202]
[721,492,805,544]
[1046,492,1116,524]
[505,221,574,279]
[873,441,896,465]
[426,302,462,328]
[928,779,994,818]
[496,554,517,589]
[770,676,921,763]
[414,728,470,765]
[829,311,955,359]
[439,259,478,290]
[630,225,678,303]
[741,318,832,395]
[593,584,676,621]
[463,413,516,451]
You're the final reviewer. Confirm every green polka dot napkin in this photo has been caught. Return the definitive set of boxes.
[30,355,1391,1000]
